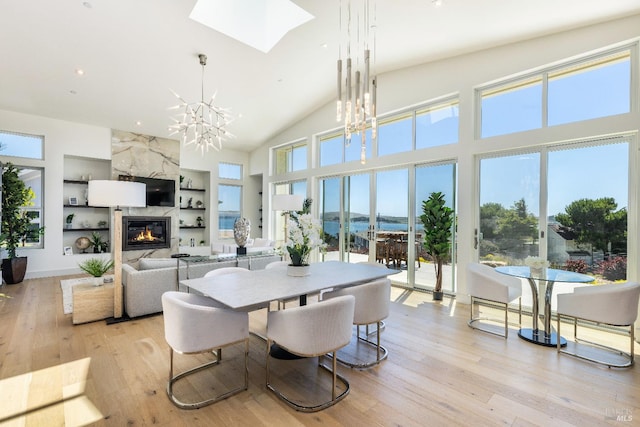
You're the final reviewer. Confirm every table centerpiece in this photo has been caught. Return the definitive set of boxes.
[285,212,326,277]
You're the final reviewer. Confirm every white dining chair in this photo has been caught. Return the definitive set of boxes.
[204,266,249,277]
[161,291,249,409]
[467,262,522,338]
[322,277,391,368]
[556,281,640,367]
[266,295,355,412]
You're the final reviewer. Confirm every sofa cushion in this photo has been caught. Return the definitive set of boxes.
[139,258,176,270]
[253,238,273,247]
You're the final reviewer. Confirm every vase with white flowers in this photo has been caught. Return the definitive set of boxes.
[285,212,326,276]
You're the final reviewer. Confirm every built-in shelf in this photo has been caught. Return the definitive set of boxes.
[63,204,108,208]
[64,179,89,185]
[63,227,109,232]
[180,187,205,192]
[179,207,205,211]
[180,226,206,229]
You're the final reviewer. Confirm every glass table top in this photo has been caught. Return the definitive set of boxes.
[495,265,594,283]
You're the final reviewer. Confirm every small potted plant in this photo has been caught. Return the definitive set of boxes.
[78,257,114,285]
[89,231,105,253]
[66,213,75,229]
[420,192,454,301]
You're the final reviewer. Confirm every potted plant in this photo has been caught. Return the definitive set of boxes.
[66,213,75,229]
[78,257,114,285]
[420,192,454,301]
[1,163,45,284]
[89,231,105,253]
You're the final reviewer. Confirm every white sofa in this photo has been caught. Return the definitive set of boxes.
[122,253,281,318]
[211,238,276,254]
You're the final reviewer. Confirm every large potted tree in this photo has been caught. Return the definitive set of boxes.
[1,163,44,284]
[420,192,454,301]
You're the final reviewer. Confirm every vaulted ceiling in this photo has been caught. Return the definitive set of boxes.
[2,0,640,151]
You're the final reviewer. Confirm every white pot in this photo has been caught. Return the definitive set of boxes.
[287,264,310,277]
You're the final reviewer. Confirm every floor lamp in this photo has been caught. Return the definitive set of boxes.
[271,194,303,258]
[88,180,146,321]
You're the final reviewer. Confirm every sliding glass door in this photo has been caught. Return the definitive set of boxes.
[414,163,457,292]
[320,174,370,263]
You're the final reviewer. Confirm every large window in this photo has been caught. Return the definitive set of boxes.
[274,140,307,174]
[478,139,629,283]
[1,130,45,249]
[479,48,631,138]
[218,184,241,239]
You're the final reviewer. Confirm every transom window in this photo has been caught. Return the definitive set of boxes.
[274,140,307,174]
[478,48,632,139]
[218,162,242,180]
[0,130,44,160]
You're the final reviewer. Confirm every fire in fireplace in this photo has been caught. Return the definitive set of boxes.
[123,216,171,251]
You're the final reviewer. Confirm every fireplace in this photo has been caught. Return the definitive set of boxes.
[122,216,171,251]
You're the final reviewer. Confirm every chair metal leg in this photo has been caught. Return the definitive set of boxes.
[167,339,249,409]
[266,344,351,412]
[557,314,635,368]
[468,296,518,339]
[328,321,388,369]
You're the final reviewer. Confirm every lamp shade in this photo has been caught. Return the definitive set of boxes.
[88,180,146,208]
[272,194,303,211]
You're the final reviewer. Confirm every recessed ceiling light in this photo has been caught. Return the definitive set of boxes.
[135,121,142,126]
[75,68,85,76]
[321,43,328,49]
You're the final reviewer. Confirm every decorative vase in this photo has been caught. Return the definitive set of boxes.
[287,264,310,277]
[233,217,251,247]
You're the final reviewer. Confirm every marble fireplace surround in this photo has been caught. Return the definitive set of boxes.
[111,130,180,265]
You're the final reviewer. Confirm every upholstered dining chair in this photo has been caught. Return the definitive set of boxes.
[265,260,289,270]
[322,277,391,368]
[266,295,355,412]
[467,262,522,338]
[204,266,249,277]
[161,291,249,409]
[556,281,640,368]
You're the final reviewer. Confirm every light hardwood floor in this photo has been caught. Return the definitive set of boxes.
[1,275,638,426]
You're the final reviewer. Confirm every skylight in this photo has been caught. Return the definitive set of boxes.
[189,0,314,53]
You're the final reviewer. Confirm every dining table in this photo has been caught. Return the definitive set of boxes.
[495,266,594,347]
[180,260,396,311]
